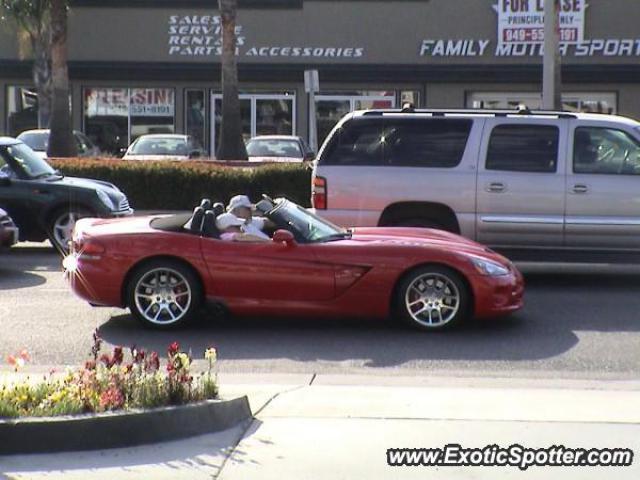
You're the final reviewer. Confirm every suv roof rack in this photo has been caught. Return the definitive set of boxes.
[361,107,577,119]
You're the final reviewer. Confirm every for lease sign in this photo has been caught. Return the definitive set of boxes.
[495,0,586,46]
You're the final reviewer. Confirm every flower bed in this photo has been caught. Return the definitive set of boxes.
[0,332,218,418]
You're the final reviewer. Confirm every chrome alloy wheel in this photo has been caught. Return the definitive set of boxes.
[404,273,460,327]
[52,211,83,252]
[134,268,192,325]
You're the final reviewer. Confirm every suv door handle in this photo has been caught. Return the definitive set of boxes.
[572,184,589,194]
[486,182,506,193]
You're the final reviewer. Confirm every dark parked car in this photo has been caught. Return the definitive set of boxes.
[0,137,133,252]
[0,207,19,249]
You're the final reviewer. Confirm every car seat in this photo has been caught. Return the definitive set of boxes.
[200,198,212,210]
[202,210,220,238]
[212,202,225,217]
[187,206,205,234]
[574,130,598,170]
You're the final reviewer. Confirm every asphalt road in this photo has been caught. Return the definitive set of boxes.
[1,243,639,381]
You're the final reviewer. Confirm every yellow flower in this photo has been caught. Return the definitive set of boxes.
[204,348,217,363]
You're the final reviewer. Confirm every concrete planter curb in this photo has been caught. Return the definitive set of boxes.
[0,396,251,455]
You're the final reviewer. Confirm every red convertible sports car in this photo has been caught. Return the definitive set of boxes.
[64,196,523,330]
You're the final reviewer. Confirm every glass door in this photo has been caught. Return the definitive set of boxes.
[210,93,295,156]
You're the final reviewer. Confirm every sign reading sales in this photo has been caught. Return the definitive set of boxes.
[494,0,586,46]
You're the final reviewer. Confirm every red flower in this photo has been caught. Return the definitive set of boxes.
[99,353,111,366]
[84,360,96,370]
[99,386,125,410]
[145,351,160,372]
[168,342,180,356]
[112,346,124,365]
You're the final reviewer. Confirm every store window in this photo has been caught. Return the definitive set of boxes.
[6,86,39,137]
[468,92,617,114]
[211,93,294,156]
[185,89,206,150]
[315,91,395,146]
[83,87,175,155]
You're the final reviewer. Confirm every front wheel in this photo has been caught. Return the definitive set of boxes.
[126,260,202,329]
[396,265,470,330]
[48,207,93,254]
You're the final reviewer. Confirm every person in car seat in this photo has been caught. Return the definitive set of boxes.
[216,213,269,242]
[226,195,275,240]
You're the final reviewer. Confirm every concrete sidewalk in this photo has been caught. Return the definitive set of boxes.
[1,374,639,479]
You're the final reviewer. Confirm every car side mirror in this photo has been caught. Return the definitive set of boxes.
[272,229,296,246]
[188,150,201,159]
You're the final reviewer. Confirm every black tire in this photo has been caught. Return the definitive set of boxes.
[47,206,93,254]
[395,265,470,331]
[126,259,203,329]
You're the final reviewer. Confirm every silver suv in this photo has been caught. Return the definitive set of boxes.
[312,108,640,251]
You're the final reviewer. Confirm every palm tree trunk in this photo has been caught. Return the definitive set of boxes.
[31,34,51,129]
[47,0,76,157]
[216,0,247,160]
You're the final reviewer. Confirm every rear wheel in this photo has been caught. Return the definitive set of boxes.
[126,260,202,329]
[396,265,470,330]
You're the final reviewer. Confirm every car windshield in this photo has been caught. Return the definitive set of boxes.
[271,199,348,242]
[129,137,189,156]
[18,132,48,152]
[0,142,56,178]
[246,139,302,158]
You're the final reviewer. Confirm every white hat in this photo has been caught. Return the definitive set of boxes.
[216,213,244,230]
[227,195,254,212]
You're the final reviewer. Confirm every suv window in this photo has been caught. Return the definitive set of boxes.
[486,125,559,173]
[319,118,471,168]
[384,119,471,168]
[320,120,385,166]
[574,127,640,175]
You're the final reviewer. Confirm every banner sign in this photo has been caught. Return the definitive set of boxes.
[85,89,175,117]
[495,0,585,47]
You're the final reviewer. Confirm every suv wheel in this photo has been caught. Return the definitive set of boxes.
[396,265,470,330]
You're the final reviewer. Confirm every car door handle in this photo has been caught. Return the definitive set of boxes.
[572,184,589,194]
[486,182,506,193]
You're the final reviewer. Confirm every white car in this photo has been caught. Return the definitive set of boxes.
[123,134,206,161]
[17,129,101,159]
[246,135,315,163]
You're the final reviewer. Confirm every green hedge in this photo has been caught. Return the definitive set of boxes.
[49,158,312,210]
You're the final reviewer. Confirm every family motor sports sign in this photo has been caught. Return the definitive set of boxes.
[495,0,586,46]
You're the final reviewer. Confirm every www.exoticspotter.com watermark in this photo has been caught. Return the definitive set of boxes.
[387,444,634,470]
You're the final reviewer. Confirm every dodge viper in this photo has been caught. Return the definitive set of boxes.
[64,196,523,330]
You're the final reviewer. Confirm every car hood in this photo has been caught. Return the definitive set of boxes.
[123,155,188,161]
[248,156,302,163]
[348,227,509,262]
[45,175,121,193]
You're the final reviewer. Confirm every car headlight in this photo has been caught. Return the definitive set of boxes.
[470,256,510,276]
[96,189,115,210]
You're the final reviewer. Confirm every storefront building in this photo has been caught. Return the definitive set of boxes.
[1,0,640,156]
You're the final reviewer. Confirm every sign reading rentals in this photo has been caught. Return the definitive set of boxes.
[495,0,585,46]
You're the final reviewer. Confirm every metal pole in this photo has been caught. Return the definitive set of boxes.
[542,0,562,110]
[309,90,318,153]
